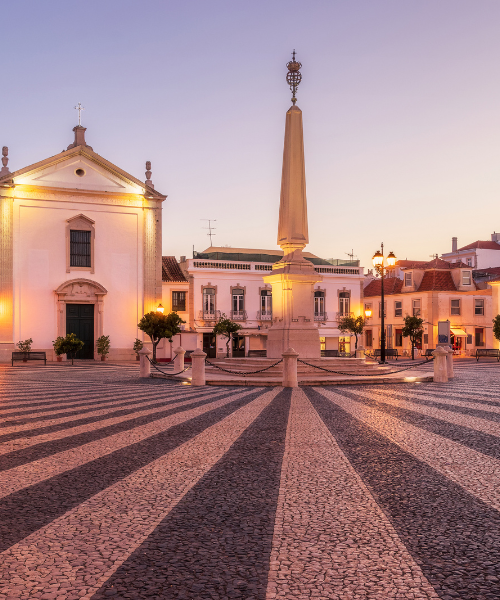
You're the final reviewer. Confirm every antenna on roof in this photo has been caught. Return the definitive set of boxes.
[429,254,438,260]
[345,249,357,261]
[201,219,216,246]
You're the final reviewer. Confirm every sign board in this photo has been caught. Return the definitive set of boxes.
[437,320,450,346]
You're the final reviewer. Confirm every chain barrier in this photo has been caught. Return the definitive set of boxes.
[205,358,283,376]
[297,356,434,377]
[147,357,190,377]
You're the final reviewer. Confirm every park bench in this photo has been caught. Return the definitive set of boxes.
[476,349,500,362]
[11,351,47,366]
[321,350,339,357]
[423,349,435,357]
[248,350,267,357]
[373,348,399,360]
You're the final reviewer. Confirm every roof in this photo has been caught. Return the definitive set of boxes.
[396,260,428,269]
[196,246,332,266]
[417,270,457,292]
[457,240,500,251]
[162,257,187,282]
[399,258,469,270]
[364,277,403,297]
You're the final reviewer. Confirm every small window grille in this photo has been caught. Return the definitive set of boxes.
[70,230,91,267]
[172,291,186,312]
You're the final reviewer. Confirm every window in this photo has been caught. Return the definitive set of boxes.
[70,230,91,267]
[203,288,215,316]
[475,299,484,316]
[232,288,245,319]
[394,301,402,317]
[467,258,472,267]
[451,299,461,316]
[467,334,473,345]
[339,337,350,354]
[320,336,326,352]
[395,329,403,347]
[338,291,350,315]
[315,291,325,317]
[378,301,387,317]
[412,299,421,316]
[462,271,471,285]
[172,291,186,312]
[475,328,485,347]
[404,272,413,286]
[260,289,272,317]
[365,330,373,347]
[423,333,428,345]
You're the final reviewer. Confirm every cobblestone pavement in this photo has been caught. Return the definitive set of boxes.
[1,361,500,599]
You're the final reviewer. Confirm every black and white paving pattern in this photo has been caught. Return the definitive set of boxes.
[1,361,500,599]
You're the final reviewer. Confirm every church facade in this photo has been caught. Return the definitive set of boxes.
[0,126,165,361]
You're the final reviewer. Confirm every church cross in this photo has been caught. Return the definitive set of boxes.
[74,102,85,126]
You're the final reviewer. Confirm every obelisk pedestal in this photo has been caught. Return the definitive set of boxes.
[265,57,322,359]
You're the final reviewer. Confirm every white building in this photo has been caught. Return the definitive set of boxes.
[158,247,365,359]
[441,233,500,269]
[0,126,165,361]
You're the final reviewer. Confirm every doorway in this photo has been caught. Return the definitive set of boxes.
[232,335,245,358]
[203,333,216,358]
[66,304,94,359]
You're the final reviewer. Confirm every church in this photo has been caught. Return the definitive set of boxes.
[0,124,165,361]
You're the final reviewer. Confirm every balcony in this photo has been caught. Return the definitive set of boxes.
[258,311,273,321]
[314,312,328,322]
[198,310,220,322]
[336,312,354,320]
[231,310,247,321]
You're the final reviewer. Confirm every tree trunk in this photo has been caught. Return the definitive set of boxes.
[226,336,230,358]
[411,342,415,360]
[152,340,159,363]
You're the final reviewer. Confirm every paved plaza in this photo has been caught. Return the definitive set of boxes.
[0,362,500,599]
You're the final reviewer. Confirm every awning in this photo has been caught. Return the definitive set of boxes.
[451,328,467,337]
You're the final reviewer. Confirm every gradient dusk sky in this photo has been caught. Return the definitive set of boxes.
[2,1,500,268]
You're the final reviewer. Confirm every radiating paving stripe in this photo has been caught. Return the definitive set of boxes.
[92,388,292,600]
[306,387,500,600]
[331,387,500,462]
[0,388,281,600]
[266,389,439,600]
[316,387,500,512]
[0,387,241,471]
[345,387,500,435]
[0,387,266,552]
[0,385,214,436]
[0,387,259,499]
[0,388,227,456]
[0,384,195,416]
[379,384,500,406]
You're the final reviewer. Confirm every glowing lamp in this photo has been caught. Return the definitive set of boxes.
[364,308,372,318]
[156,303,164,314]
[372,250,383,267]
[387,251,397,267]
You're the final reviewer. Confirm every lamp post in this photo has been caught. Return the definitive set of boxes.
[156,304,165,314]
[372,243,396,364]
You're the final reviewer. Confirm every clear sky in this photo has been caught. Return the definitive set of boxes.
[3,1,500,267]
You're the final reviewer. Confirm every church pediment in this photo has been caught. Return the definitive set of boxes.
[55,278,108,300]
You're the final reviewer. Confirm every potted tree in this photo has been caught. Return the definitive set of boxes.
[133,338,144,361]
[96,335,111,361]
[16,338,33,362]
[138,311,185,363]
[53,336,66,362]
[54,333,84,365]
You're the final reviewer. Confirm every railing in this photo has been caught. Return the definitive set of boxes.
[315,267,360,275]
[198,310,220,321]
[314,312,328,321]
[336,311,354,320]
[231,310,247,321]
[257,311,273,321]
[255,264,273,271]
[193,261,251,270]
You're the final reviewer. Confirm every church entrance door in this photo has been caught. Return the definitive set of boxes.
[66,304,94,359]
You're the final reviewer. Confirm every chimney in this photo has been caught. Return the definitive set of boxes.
[452,237,457,252]
[492,232,500,244]
[66,126,93,151]
[180,256,186,263]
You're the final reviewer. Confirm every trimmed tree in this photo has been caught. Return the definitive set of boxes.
[52,333,84,365]
[493,315,500,344]
[212,313,242,358]
[338,315,365,351]
[138,311,185,363]
[402,314,424,360]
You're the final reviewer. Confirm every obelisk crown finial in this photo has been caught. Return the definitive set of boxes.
[286,50,302,105]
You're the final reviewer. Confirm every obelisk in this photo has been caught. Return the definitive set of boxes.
[264,52,322,358]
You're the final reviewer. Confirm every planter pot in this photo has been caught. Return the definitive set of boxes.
[56,356,62,362]
[101,355,106,361]
[136,355,140,361]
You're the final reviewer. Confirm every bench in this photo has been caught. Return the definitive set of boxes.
[11,351,47,366]
[321,350,339,357]
[248,350,267,357]
[476,349,500,362]
[423,349,435,357]
[373,348,399,360]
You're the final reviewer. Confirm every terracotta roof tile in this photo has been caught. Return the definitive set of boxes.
[399,258,469,269]
[417,270,457,292]
[364,277,403,297]
[458,240,500,251]
[162,256,187,282]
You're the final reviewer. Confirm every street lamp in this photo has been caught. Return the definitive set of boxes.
[364,307,372,318]
[372,243,397,363]
[156,303,165,314]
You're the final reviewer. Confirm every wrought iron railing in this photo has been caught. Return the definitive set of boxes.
[257,311,273,321]
[314,312,328,322]
[198,310,220,321]
[231,310,247,321]
[336,311,354,320]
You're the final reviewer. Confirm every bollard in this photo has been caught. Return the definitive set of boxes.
[355,345,365,360]
[173,346,186,372]
[282,347,299,388]
[445,346,454,379]
[139,347,152,378]
[432,347,448,383]
[191,347,207,386]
